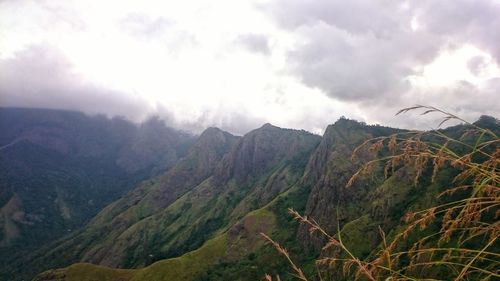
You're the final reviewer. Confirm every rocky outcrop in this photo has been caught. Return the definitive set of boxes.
[298,119,400,252]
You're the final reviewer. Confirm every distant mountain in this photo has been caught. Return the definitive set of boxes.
[0,108,195,280]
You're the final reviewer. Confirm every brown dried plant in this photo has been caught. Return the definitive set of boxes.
[347,106,499,280]
[262,106,499,280]
[261,232,309,281]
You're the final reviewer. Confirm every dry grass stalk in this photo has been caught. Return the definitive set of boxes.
[347,106,499,280]
[288,209,376,281]
[262,106,499,280]
[260,232,309,281]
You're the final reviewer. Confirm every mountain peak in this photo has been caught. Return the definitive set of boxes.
[196,127,238,147]
[215,122,321,182]
[145,126,238,209]
[261,122,276,128]
[474,115,499,130]
[332,117,365,128]
[254,123,281,132]
[200,126,226,136]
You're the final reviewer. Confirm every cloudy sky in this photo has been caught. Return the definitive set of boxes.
[1,0,499,134]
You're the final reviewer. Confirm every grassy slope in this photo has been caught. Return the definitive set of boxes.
[35,207,279,281]
[35,171,331,281]
[34,121,408,281]
[34,119,499,281]
[31,125,320,274]
[33,170,447,281]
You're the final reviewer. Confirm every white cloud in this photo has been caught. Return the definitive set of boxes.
[263,0,500,128]
[0,0,498,134]
[0,45,152,121]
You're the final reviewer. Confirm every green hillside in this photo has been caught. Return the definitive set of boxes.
[5,112,498,281]
[0,108,195,280]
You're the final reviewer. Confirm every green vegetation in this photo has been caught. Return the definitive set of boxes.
[0,108,195,280]
[35,263,137,281]
[36,201,279,281]
[264,107,499,281]
[29,122,320,280]
[9,108,498,281]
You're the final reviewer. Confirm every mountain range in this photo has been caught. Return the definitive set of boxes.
[0,108,497,281]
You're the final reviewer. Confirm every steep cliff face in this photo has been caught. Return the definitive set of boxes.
[215,124,317,182]
[296,119,489,281]
[298,119,401,251]
[151,127,240,209]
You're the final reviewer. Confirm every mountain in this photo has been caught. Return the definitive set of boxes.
[0,108,195,280]
[1,110,497,281]
[31,119,407,281]
[24,123,320,279]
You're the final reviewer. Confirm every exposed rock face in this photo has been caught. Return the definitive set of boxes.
[152,127,240,209]
[298,119,400,252]
[216,123,320,182]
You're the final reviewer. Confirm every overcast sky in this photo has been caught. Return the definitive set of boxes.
[1,0,499,135]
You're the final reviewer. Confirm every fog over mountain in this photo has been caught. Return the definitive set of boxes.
[1,0,499,135]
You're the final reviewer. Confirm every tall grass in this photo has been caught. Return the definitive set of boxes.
[262,106,499,280]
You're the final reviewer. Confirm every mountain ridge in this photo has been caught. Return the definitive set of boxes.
[0,107,497,281]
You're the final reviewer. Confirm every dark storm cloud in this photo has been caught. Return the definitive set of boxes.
[0,44,150,121]
[235,34,271,55]
[263,0,500,107]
